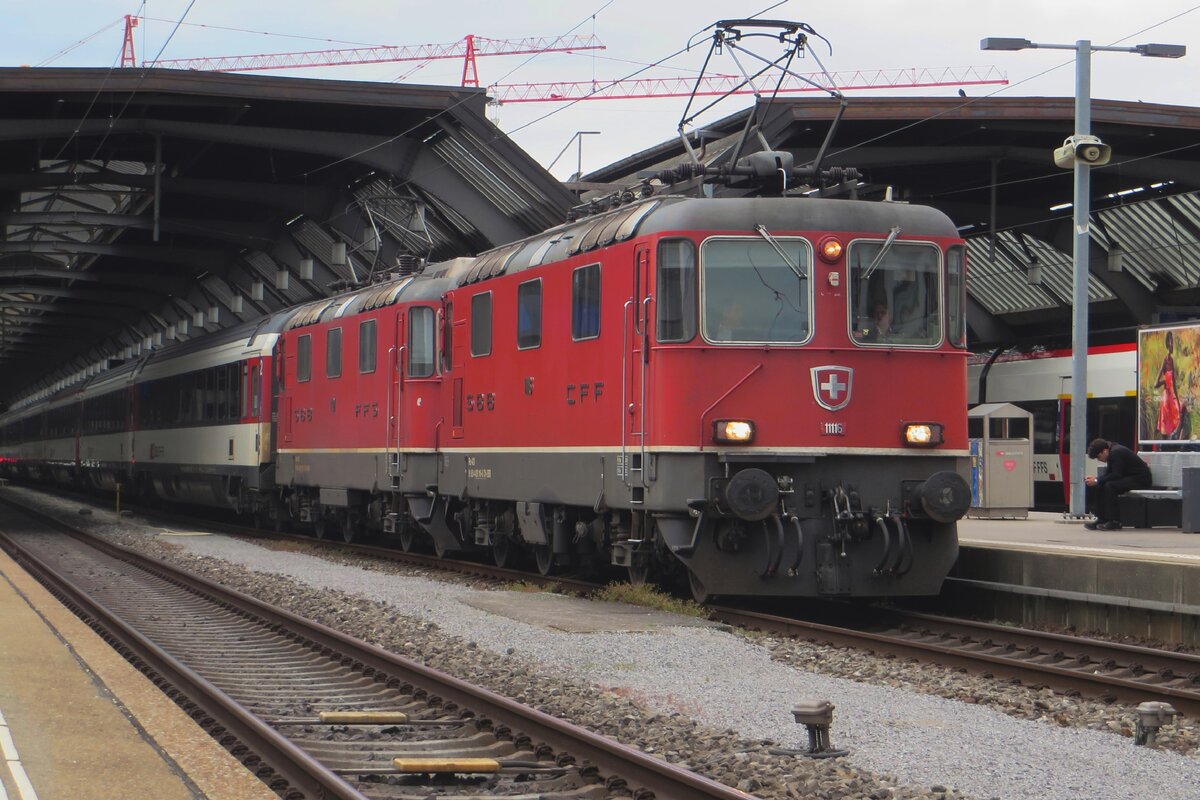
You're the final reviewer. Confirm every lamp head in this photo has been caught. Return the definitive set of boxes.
[980,37,1033,51]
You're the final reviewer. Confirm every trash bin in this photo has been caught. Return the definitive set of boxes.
[967,402,1034,519]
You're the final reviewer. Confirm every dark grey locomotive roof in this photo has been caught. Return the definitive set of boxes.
[457,195,958,287]
[637,196,958,238]
[258,195,959,329]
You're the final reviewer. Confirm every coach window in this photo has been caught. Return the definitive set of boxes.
[297,334,312,382]
[228,363,241,421]
[517,279,542,349]
[216,366,230,419]
[572,263,601,340]
[657,239,696,342]
[471,292,492,356]
[946,246,967,348]
[849,241,941,347]
[359,319,377,374]
[326,327,342,378]
[701,238,811,344]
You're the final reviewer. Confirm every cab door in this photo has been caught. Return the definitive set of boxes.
[388,310,405,460]
[623,245,652,499]
[450,302,467,440]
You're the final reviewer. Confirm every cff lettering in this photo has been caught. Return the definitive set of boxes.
[566,381,605,405]
[353,402,379,418]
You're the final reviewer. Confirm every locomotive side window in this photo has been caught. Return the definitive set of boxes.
[572,263,601,340]
[359,319,377,374]
[517,279,542,349]
[849,241,942,347]
[297,334,312,383]
[326,328,343,378]
[947,246,967,348]
[657,239,696,342]
[471,292,493,357]
[409,306,436,377]
[701,238,811,344]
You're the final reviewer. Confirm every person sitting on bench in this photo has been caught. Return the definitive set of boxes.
[1083,438,1152,530]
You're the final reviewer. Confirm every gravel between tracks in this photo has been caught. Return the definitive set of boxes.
[8,488,1200,800]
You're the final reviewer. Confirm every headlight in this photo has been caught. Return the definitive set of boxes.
[903,422,944,447]
[713,419,755,444]
[818,236,844,263]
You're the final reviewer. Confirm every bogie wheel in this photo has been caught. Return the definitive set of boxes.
[533,544,555,576]
[492,535,513,568]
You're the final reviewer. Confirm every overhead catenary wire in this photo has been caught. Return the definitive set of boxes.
[35,17,125,67]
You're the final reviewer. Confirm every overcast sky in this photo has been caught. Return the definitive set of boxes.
[7,1,1199,178]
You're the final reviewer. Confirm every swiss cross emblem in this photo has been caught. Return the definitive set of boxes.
[811,366,853,412]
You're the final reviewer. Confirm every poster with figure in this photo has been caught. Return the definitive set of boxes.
[1138,325,1200,445]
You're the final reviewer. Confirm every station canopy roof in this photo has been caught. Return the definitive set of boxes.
[585,96,1200,351]
[0,67,574,407]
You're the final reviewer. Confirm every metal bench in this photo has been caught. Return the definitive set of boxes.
[1119,452,1200,531]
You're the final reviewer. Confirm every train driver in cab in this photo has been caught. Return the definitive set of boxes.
[861,301,892,342]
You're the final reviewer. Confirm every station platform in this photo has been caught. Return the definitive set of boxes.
[949,512,1200,645]
[0,550,275,800]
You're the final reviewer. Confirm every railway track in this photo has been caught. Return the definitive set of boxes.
[7,483,1200,743]
[0,497,752,800]
[708,605,1200,718]
[191,512,1200,720]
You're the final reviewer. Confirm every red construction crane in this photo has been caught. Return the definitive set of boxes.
[117,15,1002,103]
[119,15,604,87]
[491,66,1008,103]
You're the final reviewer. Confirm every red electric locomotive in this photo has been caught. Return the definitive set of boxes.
[271,194,971,601]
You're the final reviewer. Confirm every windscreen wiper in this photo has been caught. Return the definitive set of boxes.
[861,226,901,280]
[754,224,806,280]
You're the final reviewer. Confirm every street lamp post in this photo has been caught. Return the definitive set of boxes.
[980,36,1185,517]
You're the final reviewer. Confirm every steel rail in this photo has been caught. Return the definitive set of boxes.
[705,605,1200,718]
[0,495,753,800]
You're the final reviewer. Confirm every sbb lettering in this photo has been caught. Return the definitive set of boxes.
[465,393,495,412]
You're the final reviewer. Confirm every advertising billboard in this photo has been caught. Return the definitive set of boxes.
[1138,324,1200,445]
